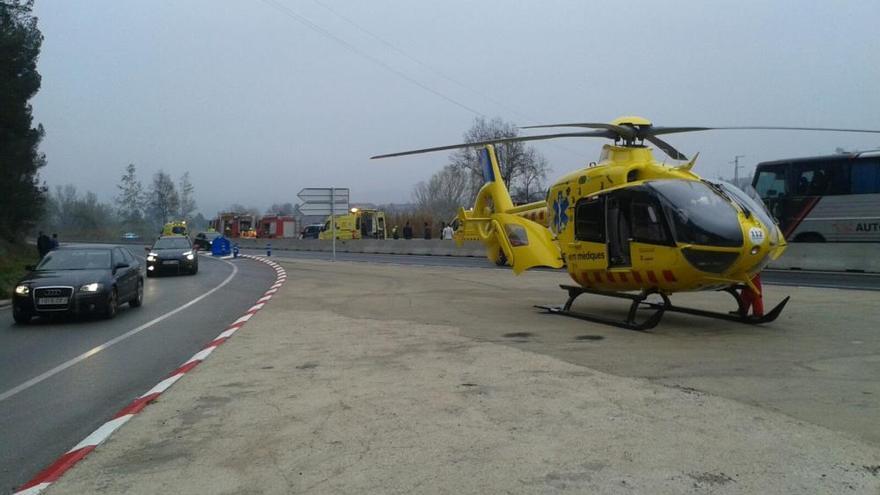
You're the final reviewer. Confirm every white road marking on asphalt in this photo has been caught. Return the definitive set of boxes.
[0,258,240,403]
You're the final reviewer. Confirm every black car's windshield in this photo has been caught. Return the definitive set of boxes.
[37,249,111,270]
[647,180,743,247]
[154,238,190,250]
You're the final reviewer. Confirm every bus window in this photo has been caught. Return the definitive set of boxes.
[851,159,880,194]
[792,161,848,196]
[754,165,787,198]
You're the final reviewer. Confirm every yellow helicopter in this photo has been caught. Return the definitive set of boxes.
[372,116,880,330]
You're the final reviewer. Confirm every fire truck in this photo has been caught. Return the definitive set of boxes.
[210,212,256,238]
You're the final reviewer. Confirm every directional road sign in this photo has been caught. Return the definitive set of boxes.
[297,187,350,216]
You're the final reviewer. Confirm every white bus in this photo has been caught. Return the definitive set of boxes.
[752,150,880,242]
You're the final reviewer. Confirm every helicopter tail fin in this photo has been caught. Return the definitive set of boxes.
[456,145,562,273]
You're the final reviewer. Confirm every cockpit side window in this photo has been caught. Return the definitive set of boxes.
[575,197,605,242]
[631,201,672,245]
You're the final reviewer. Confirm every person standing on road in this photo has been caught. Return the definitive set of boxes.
[392,225,399,239]
[50,233,59,250]
[36,231,51,258]
[423,222,432,240]
[442,223,454,240]
[403,221,413,240]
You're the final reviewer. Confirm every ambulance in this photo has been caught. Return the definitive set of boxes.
[319,208,387,240]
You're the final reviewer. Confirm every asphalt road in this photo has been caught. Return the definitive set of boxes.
[0,251,274,493]
[242,248,880,291]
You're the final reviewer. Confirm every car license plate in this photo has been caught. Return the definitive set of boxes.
[162,260,179,265]
[38,297,68,305]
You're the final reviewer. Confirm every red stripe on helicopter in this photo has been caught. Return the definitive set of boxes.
[632,271,643,283]
[593,271,603,283]
[606,272,615,283]
[647,271,658,284]
[618,272,628,283]
[663,270,677,282]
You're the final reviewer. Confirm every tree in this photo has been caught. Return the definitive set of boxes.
[0,0,46,241]
[44,185,117,240]
[449,117,550,204]
[178,171,196,221]
[510,154,549,204]
[412,164,470,220]
[147,171,179,225]
[266,202,296,216]
[115,163,145,223]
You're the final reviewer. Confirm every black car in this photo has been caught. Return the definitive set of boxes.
[192,231,219,251]
[146,235,198,276]
[301,224,324,239]
[12,245,143,324]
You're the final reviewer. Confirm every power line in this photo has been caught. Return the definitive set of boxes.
[309,0,538,124]
[259,0,486,117]
[259,0,585,161]
[307,0,586,160]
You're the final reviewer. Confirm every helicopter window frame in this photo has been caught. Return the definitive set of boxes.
[574,196,605,243]
[629,197,675,246]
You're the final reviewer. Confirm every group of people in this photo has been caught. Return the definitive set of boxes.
[36,231,59,258]
[391,221,454,240]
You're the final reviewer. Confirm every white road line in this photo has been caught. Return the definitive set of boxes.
[0,259,239,403]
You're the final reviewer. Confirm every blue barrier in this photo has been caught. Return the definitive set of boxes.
[211,236,232,256]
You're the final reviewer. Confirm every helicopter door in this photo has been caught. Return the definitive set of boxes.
[606,195,632,268]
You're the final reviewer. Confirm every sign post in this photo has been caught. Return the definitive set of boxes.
[297,187,350,261]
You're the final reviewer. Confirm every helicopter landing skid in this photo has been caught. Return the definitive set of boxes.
[535,286,668,331]
[536,285,790,331]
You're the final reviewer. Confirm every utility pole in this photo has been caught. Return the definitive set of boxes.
[731,155,745,185]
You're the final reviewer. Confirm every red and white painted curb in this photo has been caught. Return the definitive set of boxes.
[15,255,286,495]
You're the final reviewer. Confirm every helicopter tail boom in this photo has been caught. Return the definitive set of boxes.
[457,145,563,273]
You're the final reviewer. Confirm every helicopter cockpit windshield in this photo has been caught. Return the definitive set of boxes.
[647,180,744,247]
[711,180,780,246]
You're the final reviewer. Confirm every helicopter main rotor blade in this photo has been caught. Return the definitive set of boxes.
[645,135,688,161]
[370,130,611,159]
[648,126,880,136]
[520,122,637,139]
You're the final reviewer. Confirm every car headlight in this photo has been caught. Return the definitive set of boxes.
[147,252,157,261]
[184,250,194,260]
[79,282,102,292]
[14,285,29,296]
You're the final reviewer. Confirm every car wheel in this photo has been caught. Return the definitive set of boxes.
[104,288,118,319]
[12,307,31,325]
[129,279,143,307]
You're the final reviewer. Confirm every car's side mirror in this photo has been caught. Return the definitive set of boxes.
[114,262,129,272]
[25,264,35,271]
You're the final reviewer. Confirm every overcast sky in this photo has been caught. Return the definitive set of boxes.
[32,0,880,217]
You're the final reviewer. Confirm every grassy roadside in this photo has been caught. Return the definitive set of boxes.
[0,239,39,299]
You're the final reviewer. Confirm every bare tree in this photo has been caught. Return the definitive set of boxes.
[148,170,179,225]
[178,172,196,221]
[511,154,549,204]
[115,163,144,222]
[412,164,470,220]
[266,202,296,215]
[449,116,550,203]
